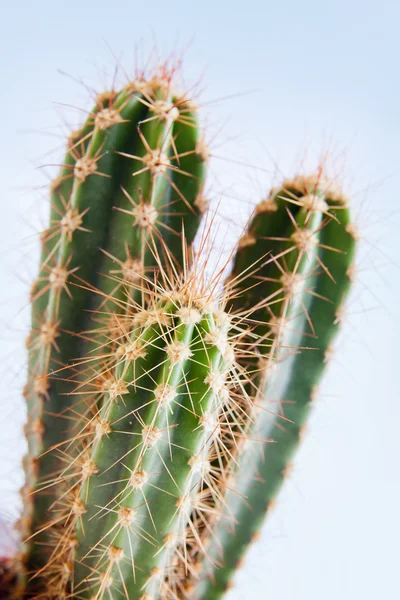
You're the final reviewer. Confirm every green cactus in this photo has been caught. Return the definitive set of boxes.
[5,63,358,600]
[189,174,357,598]
[21,65,208,595]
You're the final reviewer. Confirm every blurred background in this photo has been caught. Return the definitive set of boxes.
[0,1,398,598]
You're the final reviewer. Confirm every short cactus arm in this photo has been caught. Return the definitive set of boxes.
[192,178,356,599]
[70,298,233,599]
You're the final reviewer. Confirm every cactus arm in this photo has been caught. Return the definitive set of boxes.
[192,180,356,599]
[69,298,233,599]
[22,76,208,591]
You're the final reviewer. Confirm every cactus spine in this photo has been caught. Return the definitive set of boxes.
[6,62,358,600]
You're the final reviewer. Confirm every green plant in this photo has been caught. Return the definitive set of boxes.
[192,174,356,598]
[3,63,357,600]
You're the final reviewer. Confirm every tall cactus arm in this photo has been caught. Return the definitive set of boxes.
[190,175,357,599]
[22,70,208,588]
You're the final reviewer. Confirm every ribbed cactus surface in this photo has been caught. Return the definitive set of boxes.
[21,66,208,597]
[192,175,357,598]
[72,282,239,599]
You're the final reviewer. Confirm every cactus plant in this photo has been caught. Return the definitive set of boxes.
[2,62,357,600]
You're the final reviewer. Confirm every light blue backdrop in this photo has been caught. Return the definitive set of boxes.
[0,1,398,598]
